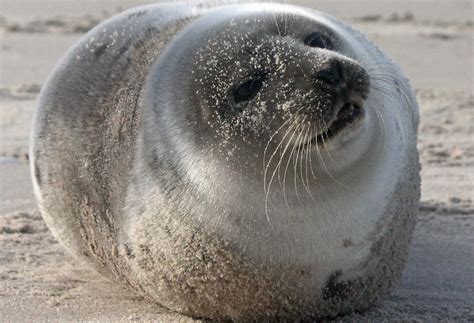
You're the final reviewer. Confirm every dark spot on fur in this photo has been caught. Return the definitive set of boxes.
[94,43,108,58]
[322,271,354,301]
[34,159,41,187]
[112,39,132,61]
[342,239,353,248]
[395,80,401,93]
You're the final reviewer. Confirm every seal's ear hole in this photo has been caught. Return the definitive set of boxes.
[304,32,333,50]
[233,77,264,105]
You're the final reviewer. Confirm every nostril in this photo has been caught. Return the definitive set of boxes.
[316,69,336,86]
[304,32,334,50]
[315,60,343,86]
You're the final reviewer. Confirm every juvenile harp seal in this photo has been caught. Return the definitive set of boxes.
[30,2,421,320]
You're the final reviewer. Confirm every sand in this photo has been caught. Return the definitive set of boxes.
[0,0,473,321]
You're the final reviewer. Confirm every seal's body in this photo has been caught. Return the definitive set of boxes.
[31,3,420,320]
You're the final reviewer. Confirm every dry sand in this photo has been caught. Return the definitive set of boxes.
[0,0,473,321]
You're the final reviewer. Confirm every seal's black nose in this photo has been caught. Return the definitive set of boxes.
[312,58,370,102]
[303,57,370,128]
[315,60,344,87]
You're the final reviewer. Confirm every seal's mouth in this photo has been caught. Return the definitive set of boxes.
[308,102,365,146]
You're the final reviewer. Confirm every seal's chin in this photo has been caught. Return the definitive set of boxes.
[309,103,365,147]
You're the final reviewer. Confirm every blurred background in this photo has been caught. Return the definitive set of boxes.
[1,0,472,91]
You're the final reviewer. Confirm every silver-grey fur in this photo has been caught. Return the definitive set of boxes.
[30,2,421,321]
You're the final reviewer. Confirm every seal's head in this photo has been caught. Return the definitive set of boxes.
[144,4,376,183]
[135,2,420,266]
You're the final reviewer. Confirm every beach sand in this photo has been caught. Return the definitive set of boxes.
[0,0,473,321]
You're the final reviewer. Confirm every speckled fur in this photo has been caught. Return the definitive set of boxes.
[116,142,420,321]
[30,2,421,321]
[31,2,199,275]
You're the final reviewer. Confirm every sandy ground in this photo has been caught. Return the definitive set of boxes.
[0,0,473,321]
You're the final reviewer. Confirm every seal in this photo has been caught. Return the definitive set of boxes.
[30,2,421,321]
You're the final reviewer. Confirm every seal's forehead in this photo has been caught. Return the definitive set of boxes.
[161,3,363,72]
[207,3,331,23]
[192,3,341,37]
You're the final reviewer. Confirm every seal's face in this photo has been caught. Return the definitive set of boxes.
[182,7,370,155]
[154,4,376,180]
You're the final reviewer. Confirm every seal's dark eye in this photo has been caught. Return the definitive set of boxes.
[304,32,333,49]
[233,77,264,104]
